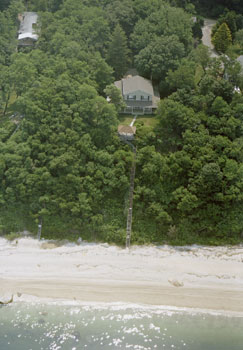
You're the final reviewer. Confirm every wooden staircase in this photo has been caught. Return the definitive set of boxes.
[124,140,136,248]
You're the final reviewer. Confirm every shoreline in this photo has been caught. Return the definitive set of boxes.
[0,238,243,315]
[1,278,243,317]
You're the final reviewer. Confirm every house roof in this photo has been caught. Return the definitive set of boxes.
[18,12,38,41]
[18,32,38,40]
[116,75,154,96]
[118,125,136,135]
[114,80,122,90]
[237,55,243,68]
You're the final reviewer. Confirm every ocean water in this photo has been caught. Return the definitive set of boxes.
[0,302,243,350]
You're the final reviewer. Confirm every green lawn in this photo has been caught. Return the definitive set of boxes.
[119,115,133,126]
[119,114,158,129]
[136,115,158,128]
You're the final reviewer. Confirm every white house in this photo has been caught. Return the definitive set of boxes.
[114,75,160,115]
[18,12,39,47]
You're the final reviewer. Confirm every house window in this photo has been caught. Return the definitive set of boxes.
[141,95,144,100]
[127,95,136,100]
[147,96,150,101]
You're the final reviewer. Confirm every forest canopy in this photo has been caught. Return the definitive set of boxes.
[0,0,243,245]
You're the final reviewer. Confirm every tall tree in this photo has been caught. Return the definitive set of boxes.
[166,59,197,92]
[105,0,136,37]
[106,24,130,79]
[131,4,193,55]
[212,11,237,39]
[135,35,185,82]
[212,22,232,53]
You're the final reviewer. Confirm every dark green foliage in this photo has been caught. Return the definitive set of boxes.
[130,3,193,88]
[0,77,132,238]
[104,84,126,112]
[212,11,238,39]
[105,0,135,37]
[0,5,20,65]
[188,44,211,72]
[135,35,185,82]
[133,59,243,242]
[190,0,243,18]
[27,0,64,12]
[131,4,193,55]
[166,59,197,92]
[106,24,130,80]
[0,0,11,11]
[191,16,204,40]
[0,0,242,246]
[235,29,243,45]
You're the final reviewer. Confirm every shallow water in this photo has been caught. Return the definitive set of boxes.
[1,303,243,350]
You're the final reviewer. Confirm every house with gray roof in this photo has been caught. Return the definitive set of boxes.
[18,12,39,47]
[114,75,160,115]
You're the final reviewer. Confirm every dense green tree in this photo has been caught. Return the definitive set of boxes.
[190,0,243,17]
[131,4,193,55]
[0,73,131,238]
[212,11,238,39]
[189,44,211,72]
[221,56,243,88]
[133,54,243,242]
[192,16,204,39]
[27,0,64,11]
[235,29,243,45]
[135,35,185,81]
[212,22,232,53]
[5,0,24,24]
[156,99,200,152]
[135,97,243,240]
[106,24,130,79]
[132,0,162,20]
[0,4,20,66]
[166,59,197,92]
[104,84,126,112]
[39,4,110,56]
[105,0,135,37]
[0,64,12,116]
[8,53,38,97]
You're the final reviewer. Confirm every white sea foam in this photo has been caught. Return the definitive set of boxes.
[11,294,243,318]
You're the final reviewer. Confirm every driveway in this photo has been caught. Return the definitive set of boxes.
[202,18,219,58]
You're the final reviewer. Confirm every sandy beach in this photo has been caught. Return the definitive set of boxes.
[0,237,243,314]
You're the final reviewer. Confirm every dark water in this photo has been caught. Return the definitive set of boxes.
[0,302,243,350]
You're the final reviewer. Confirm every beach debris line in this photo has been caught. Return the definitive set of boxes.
[168,279,184,287]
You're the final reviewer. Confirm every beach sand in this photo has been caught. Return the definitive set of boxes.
[0,238,243,314]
